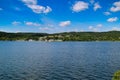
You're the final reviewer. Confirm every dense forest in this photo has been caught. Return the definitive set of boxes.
[0,31,120,41]
[0,31,48,41]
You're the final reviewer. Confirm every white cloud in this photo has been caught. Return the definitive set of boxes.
[96,24,102,27]
[88,26,93,30]
[107,17,118,22]
[88,24,103,31]
[59,21,71,27]
[73,29,79,32]
[93,3,101,11]
[80,29,84,32]
[21,0,52,14]
[39,27,52,31]
[15,31,21,33]
[72,1,89,12]
[0,28,5,32]
[25,22,41,26]
[111,27,120,31]
[12,21,21,25]
[104,12,111,16]
[22,0,37,5]
[110,1,120,12]
[0,8,3,11]
[43,6,52,14]
[88,26,98,31]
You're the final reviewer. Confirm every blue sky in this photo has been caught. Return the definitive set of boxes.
[0,0,120,33]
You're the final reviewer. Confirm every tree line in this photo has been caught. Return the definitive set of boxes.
[0,31,120,41]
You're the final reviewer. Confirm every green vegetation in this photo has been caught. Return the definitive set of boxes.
[0,31,120,41]
[0,32,48,41]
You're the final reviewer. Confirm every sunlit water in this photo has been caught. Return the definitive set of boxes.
[0,41,120,80]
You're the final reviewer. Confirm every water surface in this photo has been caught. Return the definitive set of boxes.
[0,41,120,80]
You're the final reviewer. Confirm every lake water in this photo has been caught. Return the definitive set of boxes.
[0,41,120,80]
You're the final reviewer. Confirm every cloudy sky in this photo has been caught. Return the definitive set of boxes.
[0,0,120,33]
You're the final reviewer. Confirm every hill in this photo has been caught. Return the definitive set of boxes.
[0,32,48,41]
[0,31,120,41]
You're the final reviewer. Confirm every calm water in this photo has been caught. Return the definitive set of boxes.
[0,41,120,80]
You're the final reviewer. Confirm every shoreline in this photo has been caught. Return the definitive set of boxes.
[0,40,120,42]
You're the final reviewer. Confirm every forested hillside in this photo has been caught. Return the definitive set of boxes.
[0,31,120,41]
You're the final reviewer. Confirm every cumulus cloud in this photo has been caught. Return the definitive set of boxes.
[43,6,52,13]
[12,21,21,25]
[25,22,41,26]
[110,1,120,12]
[88,26,94,30]
[39,27,52,31]
[96,24,102,27]
[22,0,37,5]
[59,21,71,27]
[107,17,118,22]
[88,26,98,31]
[21,0,52,14]
[111,27,120,31]
[72,1,89,12]
[93,3,101,11]
[88,24,103,31]
[104,12,111,16]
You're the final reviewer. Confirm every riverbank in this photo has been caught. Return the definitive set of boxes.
[0,31,120,41]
